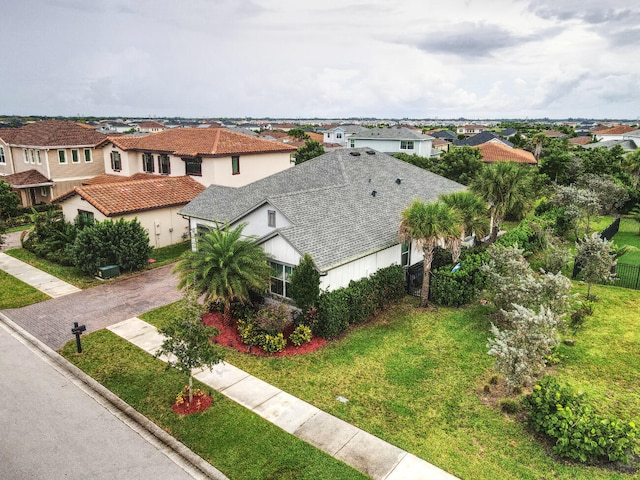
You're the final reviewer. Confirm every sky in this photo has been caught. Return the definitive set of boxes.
[1,0,639,120]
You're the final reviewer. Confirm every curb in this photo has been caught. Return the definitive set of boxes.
[0,313,228,480]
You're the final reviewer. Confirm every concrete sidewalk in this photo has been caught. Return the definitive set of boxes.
[0,252,80,297]
[108,317,459,480]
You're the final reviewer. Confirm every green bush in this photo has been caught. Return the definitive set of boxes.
[255,303,291,334]
[497,217,553,254]
[569,300,595,334]
[289,253,320,313]
[315,265,405,339]
[500,398,521,414]
[525,376,639,464]
[237,318,261,347]
[430,251,487,307]
[259,333,287,354]
[289,324,312,347]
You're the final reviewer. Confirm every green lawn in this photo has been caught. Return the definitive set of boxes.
[614,217,640,265]
[0,270,49,308]
[60,331,366,480]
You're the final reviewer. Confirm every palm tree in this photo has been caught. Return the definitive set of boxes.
[440,190,489,241]
[399,200,462,307]
[470,162,530,242]
[172,223,271,324]
[623,150,640,189]
[531,133,547,161]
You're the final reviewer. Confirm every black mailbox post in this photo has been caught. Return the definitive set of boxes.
[71,322,87,353]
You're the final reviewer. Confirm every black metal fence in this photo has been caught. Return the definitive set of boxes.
[406,262,424,297]
[613,263,640,290]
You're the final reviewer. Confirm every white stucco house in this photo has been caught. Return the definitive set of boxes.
[347,127,434,157]
[179,148,465,297]
[322,125,368,145]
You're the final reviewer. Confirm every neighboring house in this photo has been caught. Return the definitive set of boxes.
[476,142,537,164]
[429,130,458,142]
[454,131,514,148]
[456,124,488,136]
[54,176,204,248]
[498,128,518,138]
[99,121,135,133]
[104,127,297,188]
[541,130,565,139]
[180,148,465,295]
[568,136,593,147]
[348,127,434,157]
[136,121,165,133]
[0,120,108,206]
[322,125,368,145]
[594,125,638,142]
[431,138,451,153]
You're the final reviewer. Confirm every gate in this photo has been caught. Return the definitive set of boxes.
[406,261,424,297]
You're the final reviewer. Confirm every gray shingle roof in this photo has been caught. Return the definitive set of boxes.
[180,148,465,271]
[350,127,434,141]
[456,131,514,147]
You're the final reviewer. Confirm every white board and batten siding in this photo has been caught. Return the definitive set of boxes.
[260,235,301,266]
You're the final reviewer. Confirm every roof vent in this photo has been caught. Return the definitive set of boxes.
[350,151,361,156]
[395,178,402,185]
[366,150,375,155]
[371,190,377,197]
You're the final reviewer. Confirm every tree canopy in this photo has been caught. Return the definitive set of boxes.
[293,140,325,165]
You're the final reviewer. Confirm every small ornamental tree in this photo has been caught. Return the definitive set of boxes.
[575,233,616,298]
[0,180,20,219]
[289,253,320,313]
[293,140,325,165]
[488,305,561,394]
[155,290,222,403]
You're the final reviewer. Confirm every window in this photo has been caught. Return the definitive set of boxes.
[71,149,80,163]
[58,150,67,164]
[24,149,29,163]
[336,133,343,139]
[77,210,94,227]
[158,154,170,174]
[232,156,240,175]
[0,146,4,164]
[401,242,411,267]
[110,151,121,171]
[270,261,293,298]
[40,186,48,197]
[185,157,202,176]
[29,150,35,164]
[36,150,41,165]
[400,140,414,150]
[268,210,276,228]
[142,152,154,173]
[84,149,92,163]
[350,139,355,148]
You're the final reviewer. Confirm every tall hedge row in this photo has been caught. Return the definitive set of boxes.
[315,265,405,339]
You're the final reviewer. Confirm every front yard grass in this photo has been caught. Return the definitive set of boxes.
[0,270,49,308]
[60,330,366,480]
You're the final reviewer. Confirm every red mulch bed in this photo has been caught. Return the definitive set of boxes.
[202,312,327,356]
[172,391,212,415]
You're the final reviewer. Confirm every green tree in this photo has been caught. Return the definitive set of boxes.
[0,180,20,219]
[470,162,531,242]
[289,253,320,314]
[575,233,616,298]
[622,149,640,189]
[172,223,271,324]
[630,204,640,235]
[440,190,489,240]
[293,140,325,165]
[393,152,437,172]
[288,128,310,140]
[538,140,579,184]
[437,146,484,185]
[399,200,462,307]
[155,289,222,403]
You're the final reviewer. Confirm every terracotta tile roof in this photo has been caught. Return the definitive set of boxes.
[4,169,53,187]
[0,120,107,147]
[432,139,451,146]
[54,176,205,216]
[568,136,593,146]
[477,143,537,164]
[542,130,565,138]
[82,173,164,185]
[596,125,637,135]
[306,132,324,143]
[137,121,164,129]
[109,128,296,157]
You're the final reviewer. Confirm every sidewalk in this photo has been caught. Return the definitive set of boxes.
[0,252,81,297]
[108,317,459,480]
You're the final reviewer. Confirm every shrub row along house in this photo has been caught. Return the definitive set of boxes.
[180,148,465,295]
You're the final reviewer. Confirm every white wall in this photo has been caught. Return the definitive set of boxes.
[230,203,291,238]
[260,234,302,266]
[208,151,292,187]
[351,138,432,156]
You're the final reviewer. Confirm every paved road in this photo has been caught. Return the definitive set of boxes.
[2,264,183,350]
[0,318,216,480]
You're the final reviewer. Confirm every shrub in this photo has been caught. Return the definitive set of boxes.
[347,277,378,323]
[369,265,405,306]
[255,303,291,335]
[237,318,261,347]
[500,398,521,414]
[315,288,351,339]
[430,251,487,306]
[525,377,639,464]
[259,333,287,354]
[289,253,320,313]
[289,324,312,347]
[569,300,595,334]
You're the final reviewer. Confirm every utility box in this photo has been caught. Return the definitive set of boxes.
[97,265,120,279]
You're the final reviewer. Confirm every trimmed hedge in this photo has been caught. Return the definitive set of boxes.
[315,265,405,339]
[430,250,487,307]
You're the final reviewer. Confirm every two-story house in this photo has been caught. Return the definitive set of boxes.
[104,127,297,188]
[322,125,368,145]
[348,127,434,157]
[0,120,107,206]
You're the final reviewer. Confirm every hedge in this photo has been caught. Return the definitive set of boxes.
[315,265,405,339]
[430,250,487,307]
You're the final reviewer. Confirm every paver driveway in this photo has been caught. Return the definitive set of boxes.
[1,264,182,350]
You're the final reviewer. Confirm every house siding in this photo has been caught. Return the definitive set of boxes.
[351,138,432,156]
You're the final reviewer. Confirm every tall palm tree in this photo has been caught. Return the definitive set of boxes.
[172,223,271,324]
[440,190,489,240]
[470,162,530,242]
[399,200,462,307]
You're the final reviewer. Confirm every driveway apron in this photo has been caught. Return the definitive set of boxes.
[1,264,182,350]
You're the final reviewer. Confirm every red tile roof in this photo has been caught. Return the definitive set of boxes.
[542,130,565,138]
[596,125,637,135]
[0,120,107,147]
[137,121,164,129]
[477,143,537,164]
[568,136,593,146]
[4,169,53,187]
[109,128,296,157]
[54,176,205,216]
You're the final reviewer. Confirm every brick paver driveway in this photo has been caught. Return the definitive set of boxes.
[2,265,182,350]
